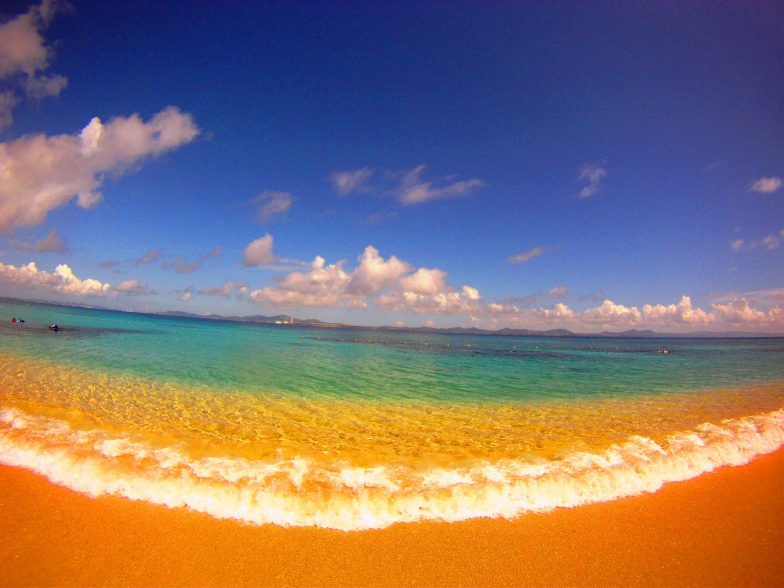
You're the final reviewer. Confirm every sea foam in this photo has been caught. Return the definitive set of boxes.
[1,406,783,531]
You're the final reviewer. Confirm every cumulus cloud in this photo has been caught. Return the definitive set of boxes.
[508,246,545,264]
[122,238,781,333]
[330,168,374,195]
[251,245,481,314]
[251,190,293,223]
[577,163,606,198]
[750,177,782,194]
[347,246,410,296]
[329,164,485,205]
[12,227,67,253]
[243,234,276,267]
[0,1,69,128]
[114,279,156,296]
[251,255,353,308]
[0,106,199,233]
[481,294,783,333]
[0,260,110,296]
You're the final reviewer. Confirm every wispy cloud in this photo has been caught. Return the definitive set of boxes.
[731,229,784,251]
[197,281,249,298]
[11,228,68,253]
[498,286,570,308]
[329,164,485,205]
[136,249,162,265]
[577,163,606,198]
[251,190,293,223]
[508,246,546,264]
[397,165,485,205]
[330,168,374,195]
[162,247,223,274]
[114,279,156,296]
[750,177,782,194]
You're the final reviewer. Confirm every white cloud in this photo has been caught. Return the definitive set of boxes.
[0,107,199,233]
[115,279,156,296]
[397,164,484,205]
[250,244,481,314]
[730,238,745,251]
[577,163,606,198]
[399,267,448,295]
[329,164,484,205]
[251,255,353,308]
[252,190,293,222]
[0,260,110,296]
[0,1,59,78]
[330,168,374,195]
[12,227,67,253]
[243,234,277,267]
[508,246,545,264]
[481,294,783,333]
[347,245,410,296]
[0,1,68,128]
[750,177,782,194]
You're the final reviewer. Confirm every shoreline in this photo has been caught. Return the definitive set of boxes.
[2,450,783,586]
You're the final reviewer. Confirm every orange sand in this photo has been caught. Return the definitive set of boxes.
[1,452,783,587]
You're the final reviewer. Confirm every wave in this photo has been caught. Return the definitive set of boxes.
[1,406,783,531]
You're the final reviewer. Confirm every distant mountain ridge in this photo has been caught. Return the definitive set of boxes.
[158,310,779,339]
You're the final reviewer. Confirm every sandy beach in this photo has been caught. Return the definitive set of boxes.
[1,450,782,587]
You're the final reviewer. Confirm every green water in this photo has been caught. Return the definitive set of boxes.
[1,298,782,404]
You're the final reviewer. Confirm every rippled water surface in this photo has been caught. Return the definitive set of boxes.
[1,299,783,530]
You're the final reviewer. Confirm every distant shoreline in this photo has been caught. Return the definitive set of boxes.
[2,295,782,339]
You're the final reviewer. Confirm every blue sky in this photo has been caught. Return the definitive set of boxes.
[1,1,782,332]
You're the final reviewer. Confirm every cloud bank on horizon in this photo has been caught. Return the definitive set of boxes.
[0,2,782,333]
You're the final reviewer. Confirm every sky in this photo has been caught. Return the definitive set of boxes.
[0,0,782,333]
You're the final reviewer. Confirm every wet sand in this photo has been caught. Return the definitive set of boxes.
[1,451,783,587]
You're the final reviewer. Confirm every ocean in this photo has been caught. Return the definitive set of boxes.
[1,298,783,531]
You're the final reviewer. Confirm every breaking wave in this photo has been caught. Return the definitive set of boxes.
[1,406,783,531]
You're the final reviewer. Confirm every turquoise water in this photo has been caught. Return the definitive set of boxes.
[1,298,782,403]
[1,298,783,530]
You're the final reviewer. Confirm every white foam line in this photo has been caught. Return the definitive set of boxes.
[1,406,783,531]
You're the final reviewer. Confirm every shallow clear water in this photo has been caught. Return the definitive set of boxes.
[1,299,783,530]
